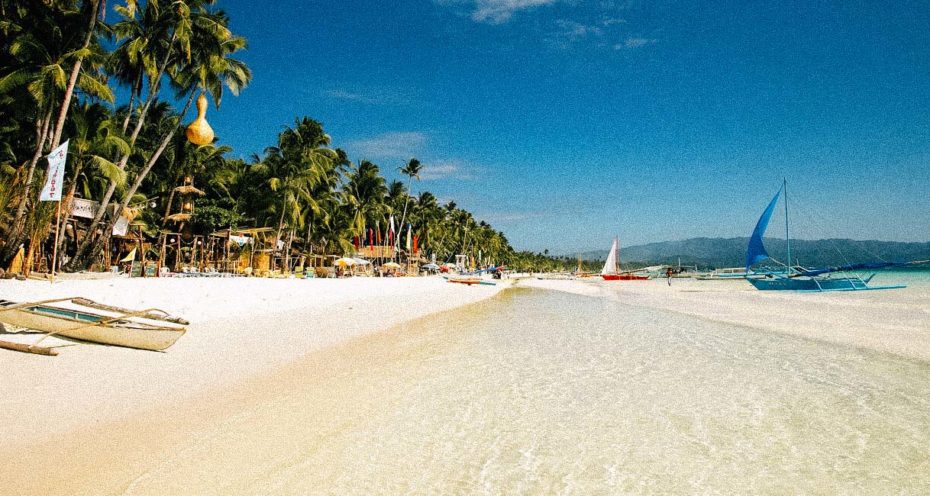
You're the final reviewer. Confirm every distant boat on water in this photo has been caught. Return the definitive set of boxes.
[601,237,650,281]
[745,180,908,292]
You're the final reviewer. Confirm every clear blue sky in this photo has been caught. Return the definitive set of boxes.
[195,0,930,253]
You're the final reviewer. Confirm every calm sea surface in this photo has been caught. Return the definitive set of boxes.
[227,286,930,494]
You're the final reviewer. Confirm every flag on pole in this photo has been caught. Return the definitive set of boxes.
[406,224,412,251]
[388,215,395,247]
[413,235,419,255]
[39,140,68,201]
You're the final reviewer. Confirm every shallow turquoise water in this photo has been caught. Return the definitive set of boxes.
[871,268,930,288]
[246,287,930,494]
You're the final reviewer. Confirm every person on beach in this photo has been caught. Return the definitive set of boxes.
[666,267,673,286]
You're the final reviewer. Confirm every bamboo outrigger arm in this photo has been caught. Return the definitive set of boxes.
[0,297,189,326]
[0,340,59,356]
[70,298,190,325]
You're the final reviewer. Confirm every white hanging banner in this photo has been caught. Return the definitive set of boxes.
[39,140,69,202]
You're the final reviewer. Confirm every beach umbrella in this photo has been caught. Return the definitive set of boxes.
[383,262,401,269]
[422,263,439,270]
[352,258,371,265]
[334,257,356,267]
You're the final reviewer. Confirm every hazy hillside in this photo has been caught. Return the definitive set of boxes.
[570,238,930,269]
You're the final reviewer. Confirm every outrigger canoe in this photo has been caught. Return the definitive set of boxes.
[447,275,502,286]
[0,297,187,353]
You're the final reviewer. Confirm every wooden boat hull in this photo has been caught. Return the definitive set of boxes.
[601,274,649,281]
[748,274,905,292]
[448,277,483,285]
[0,303,185,351]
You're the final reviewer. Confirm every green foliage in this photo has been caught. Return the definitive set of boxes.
[190,199,244,234]
[0,1,523,270]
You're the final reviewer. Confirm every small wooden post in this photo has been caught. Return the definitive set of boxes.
[49,200,62,282]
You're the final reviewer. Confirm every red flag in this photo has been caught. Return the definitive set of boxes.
[413,235,419,254]
[353,236,359,251]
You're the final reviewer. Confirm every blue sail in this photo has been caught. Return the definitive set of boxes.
[745,187,782,272]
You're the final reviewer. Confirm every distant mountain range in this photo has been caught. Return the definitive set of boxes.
[568,237,930,269]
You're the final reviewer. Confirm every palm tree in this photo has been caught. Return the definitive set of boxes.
[49,0,107,149]
[342,160,387,241]
[396,157,420,247]
[158,136,232,224]
[300,147,347,251]
[0,0,113,266]
[252,117,336,268]
[53,101,129,262]
[67,0,251,271]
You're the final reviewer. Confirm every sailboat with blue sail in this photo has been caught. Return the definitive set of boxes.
[745,180,907,292]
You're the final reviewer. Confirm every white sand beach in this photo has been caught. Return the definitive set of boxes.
[0,277,507,472]
[3,274,930,494]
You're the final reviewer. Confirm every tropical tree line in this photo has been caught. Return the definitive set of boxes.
[0,0,565,273]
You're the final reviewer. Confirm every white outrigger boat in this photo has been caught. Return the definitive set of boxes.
[0,297,188,355]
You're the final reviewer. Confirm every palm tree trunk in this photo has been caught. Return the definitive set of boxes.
[52,161,85,262]
[274,197,287,258]
[121,74,142,133]
[1,108,53,267]
[162,187,177,223]
[64,43,178,272]
[65,86,191,272]
[284,228,294,273]
[12,111,52,230]
[50,0,100,149]
[397,179,412,250]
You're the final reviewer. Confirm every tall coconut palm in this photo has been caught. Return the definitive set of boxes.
[67,0,251,271]
[50,0,107,149]
[396,157,420,247]
[300,147,347,250]
[0,0,112,266]
[342,160,387,239]
[411,190,440,255]
[64,0,185,270]
[53,101,129,261]
[252,117,336,266]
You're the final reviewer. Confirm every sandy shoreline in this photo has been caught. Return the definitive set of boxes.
[521,276,930,363]
[4,274,930,494]
[0,276,508,449]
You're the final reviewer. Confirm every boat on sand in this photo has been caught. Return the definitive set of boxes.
[601,237,650,281]
[0,297,187,354]
[745,180,909,292]
[448,276,495,286]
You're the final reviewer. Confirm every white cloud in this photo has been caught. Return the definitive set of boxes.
[442,0,560,24]
[614,37,657,49]
[347,132,427,160]
[324,88,408,105]
[325,89,376,103]
[555,19,603,40]
[420,159,477,180]
[482,211,536,222]
[600,17,625,26]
